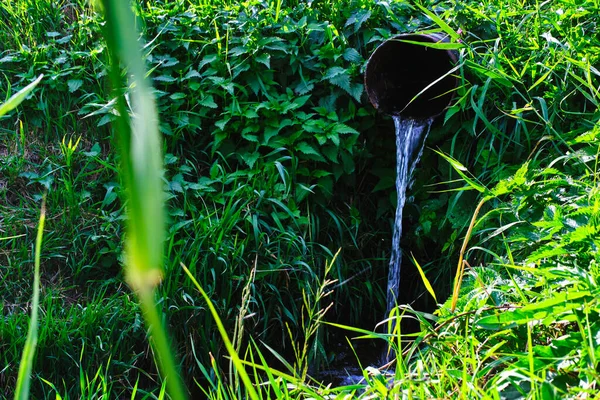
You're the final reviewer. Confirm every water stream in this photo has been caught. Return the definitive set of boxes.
[386,116,434,320]
[315,116,434,384]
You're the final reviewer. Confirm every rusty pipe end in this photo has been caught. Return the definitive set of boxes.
[364,34,458,120]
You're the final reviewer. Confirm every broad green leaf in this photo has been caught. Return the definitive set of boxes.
[296,141,321,157]
[240,151,260,168]
[477,291,594,329]
[67,79,83,93]
[343,47,363,63]
[332,122,359,135]
[199,95,218,109]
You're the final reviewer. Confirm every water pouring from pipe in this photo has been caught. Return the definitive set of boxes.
[364,33,458,334]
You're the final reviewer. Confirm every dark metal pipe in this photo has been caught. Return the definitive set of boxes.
[364,33,458,119]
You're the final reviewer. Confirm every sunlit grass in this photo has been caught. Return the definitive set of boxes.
[1,0,599,398]
[13,199,45,400]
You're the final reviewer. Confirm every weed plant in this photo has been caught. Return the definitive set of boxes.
[1,0,599,398]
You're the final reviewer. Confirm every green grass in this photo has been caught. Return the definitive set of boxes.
[1,0,599,398]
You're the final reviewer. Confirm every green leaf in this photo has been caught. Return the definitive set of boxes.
[256,53,270,69]
[318,176,333,196]
[67,79,83,93]
[312,170,331,178]
[303,119,325,133]
[415,4,460,41]
[296,142,321,157]
[199,95,218,109]
[328,73,351,92]
[215,118,229,130]
[14,200,45,400]
[396,39,464,50]
[343,48,363,63]
[434,150,487,193]
[183,69,201,80]
[411,253,437,303]
[0,75,43,117]
[332,123,359,135]
[527,245,567,262]
[477,291,594,330]
[321,146,338,163]
[240,152,260,168]
[153,74,176,83]
[170,92,186,100]
[322,66,346,80]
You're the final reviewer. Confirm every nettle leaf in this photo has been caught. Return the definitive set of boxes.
[255,53,270,69]
[322,146,338,163]
[327,132,340,146]
[348,83,363,103]
[243,109,259,119]
[67,79,83,93]
[184,69,201,80]
[296,142,321,157]
[170,92,186,100]
[169,174,185,193]
[323,66,347,81]
[527,245,568,263]
[228,46,247,57]
[303,119,325,133]
[340,150,355,174]
[325,70,363,103]
[295,80,314,95]
[199,54,218,70]
[241,126,259,142]
[293,95,311,108]
[240,152,260,168]
[263,119,293,145]
[345,9,371,33]
[199,95,218,109]
[263,38,289,53]
[343,48,363,63]
[564,224,599,244]
[215,118,229,130]
[153,74,176,83]
[332,123,359,135]
[312,170,331,178]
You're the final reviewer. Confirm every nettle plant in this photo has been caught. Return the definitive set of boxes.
[132,1,428,202]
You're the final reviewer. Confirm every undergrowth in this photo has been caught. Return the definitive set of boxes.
[1,0,599,398]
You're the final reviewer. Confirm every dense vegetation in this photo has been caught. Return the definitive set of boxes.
[1,0,599,398]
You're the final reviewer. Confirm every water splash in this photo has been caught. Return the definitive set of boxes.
[386,116,433,320]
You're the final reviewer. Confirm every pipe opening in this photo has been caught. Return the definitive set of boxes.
[365,34,458,119]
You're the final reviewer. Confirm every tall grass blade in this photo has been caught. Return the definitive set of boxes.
[14,198,46,400]
[410,253,437,303]
[99,0,187,398]
[181,263,260,400]
[0,74,43,118]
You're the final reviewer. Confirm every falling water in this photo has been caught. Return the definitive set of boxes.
[386,115,434,321]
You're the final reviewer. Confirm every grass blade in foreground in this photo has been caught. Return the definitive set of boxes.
[14,199,46,400]
[182,263,260,400]
[99,0,187,398]
[0,74,43,117]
